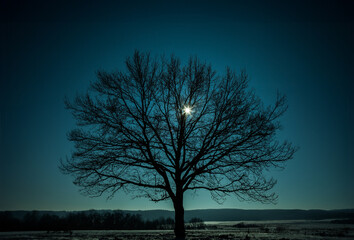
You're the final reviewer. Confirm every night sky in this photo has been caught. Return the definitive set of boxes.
[1,0,353,211]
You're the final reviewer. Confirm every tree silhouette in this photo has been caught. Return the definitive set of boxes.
[61,51,296,239]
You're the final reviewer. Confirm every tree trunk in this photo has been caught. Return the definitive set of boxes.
[173,193,185,240]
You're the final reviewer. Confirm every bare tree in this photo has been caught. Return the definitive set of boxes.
[61,51,296,239]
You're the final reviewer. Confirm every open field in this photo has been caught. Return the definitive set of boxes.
[0,220,353,240]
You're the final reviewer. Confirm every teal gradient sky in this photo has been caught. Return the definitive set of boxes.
[1,0,353,211]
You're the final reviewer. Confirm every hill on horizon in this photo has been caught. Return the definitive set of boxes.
[3,208,354,222]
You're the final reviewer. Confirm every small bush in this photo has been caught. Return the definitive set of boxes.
[234,222,259,228]
[275,225,287,233]
[186,217,205,229]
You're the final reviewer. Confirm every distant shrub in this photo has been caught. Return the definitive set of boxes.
[234,222,259,228]
[259,225,270,233]
[331,219,354,224]
[189,217,204,223]
[219,234,232,239]
[186,217,205,229]
[275,225,287,233]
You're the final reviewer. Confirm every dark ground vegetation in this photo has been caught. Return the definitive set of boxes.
[0,219,353,240]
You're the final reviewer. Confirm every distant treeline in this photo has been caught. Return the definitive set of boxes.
[0,210,174,232]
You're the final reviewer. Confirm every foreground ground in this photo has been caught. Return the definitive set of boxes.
[0,220,353,240]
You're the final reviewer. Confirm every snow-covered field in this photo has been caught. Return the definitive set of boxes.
[0,220,353,240]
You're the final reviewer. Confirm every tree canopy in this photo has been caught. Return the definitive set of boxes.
[61,51,296,239]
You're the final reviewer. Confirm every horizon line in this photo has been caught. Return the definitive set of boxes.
[2,207,354,212]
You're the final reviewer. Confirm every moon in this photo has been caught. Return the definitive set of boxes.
[184,106,192,115]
